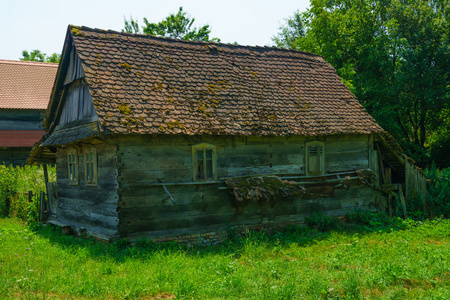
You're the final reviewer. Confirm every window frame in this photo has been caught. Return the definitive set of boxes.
[192,143,217,181]
[305,141,325,175]
[67,147,78,185]
[84,145,98,186]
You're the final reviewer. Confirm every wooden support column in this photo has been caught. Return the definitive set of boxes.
[399,185,408,219]
[42,163,50,222]
[39,191,45,222]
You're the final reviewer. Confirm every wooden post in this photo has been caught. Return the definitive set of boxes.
[376,143,386,185]
[387,191,393,217]
[39,191,45,222]
[43,163,50,202]
[385,168,392,184]
[399,185,408,219]
[368,134,374,170]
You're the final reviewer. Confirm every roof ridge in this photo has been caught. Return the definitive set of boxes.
[0,59,58,67]
[69,25,324,60]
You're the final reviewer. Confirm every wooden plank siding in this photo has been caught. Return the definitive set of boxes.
[0,109,45,131]
[0,148,33,166]
[54,142,119,239]
[115,134,376,240]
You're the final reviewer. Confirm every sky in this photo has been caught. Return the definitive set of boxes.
[0,0,310,61]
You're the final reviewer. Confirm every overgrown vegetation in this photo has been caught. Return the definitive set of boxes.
[400,166,450,221]
[0,165,55,223]
[2,166,450,298]
[273,0,450,168]
[1,217,450,299]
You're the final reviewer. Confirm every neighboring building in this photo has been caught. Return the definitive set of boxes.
[0,59,58,165]
[30,25,424,243]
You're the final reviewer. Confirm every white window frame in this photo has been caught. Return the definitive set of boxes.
[305,141,325,175]
[67,147,78,185]
[84,146,98,186]
[192,143,217,181]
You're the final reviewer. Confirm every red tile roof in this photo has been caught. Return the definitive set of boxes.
[0,59,58,110]
[53,26,383,136]
[0,130,45,147]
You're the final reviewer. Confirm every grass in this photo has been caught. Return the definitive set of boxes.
[1,218,450,299]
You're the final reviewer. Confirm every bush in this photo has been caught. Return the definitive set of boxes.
[424,166,450,218]
[345,209,407,231]
[346,209,388,226]
[404,167,450,220]
[0,165,55,222]
[304,212,337,231]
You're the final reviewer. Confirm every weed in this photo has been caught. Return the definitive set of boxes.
[304,212,337,231]
[0,165,55,222]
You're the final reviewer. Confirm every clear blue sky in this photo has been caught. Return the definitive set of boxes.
[0,0,310,61]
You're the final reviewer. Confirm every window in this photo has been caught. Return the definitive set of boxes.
[192,143,216,181]
[84,146,98,186]
[306,141,325,175]
[67,148,78,185]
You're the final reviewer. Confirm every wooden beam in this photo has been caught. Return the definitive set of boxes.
[221,171,357,181]
[378,134,406,167]
[158,178,176,205]
[376,143,387,185]
[43,163,51,207]
[399,185,408,219]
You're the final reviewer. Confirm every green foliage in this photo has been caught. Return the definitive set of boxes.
[346,209,407,231]
[0,165,55,222]
[20,49,60,63]
[304,212,337,231]
[423,167,450,218]
[123,7,220,42]
[123,15,140,34]
[274,0,450,167]
[272,10,307,49]
[396,167,450,220]
[1,218,450,299]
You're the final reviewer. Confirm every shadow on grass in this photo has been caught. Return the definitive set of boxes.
[28,218,410,263]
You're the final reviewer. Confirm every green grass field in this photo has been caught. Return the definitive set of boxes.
[1,218,450,299]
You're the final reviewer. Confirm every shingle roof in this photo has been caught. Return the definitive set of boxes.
[64,25,383,136]
[0,59,58,110]
[0,130,45,147]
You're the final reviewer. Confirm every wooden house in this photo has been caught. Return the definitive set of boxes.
[30,25,422,243]
[0,59,57,165]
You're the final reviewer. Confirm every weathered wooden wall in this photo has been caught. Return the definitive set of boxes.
[0,109,45,130]
[54,141,119,239]
[0,148,33,166]
[405,158,427,201]
[115,134,376,240]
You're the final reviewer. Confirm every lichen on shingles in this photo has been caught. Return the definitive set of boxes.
[71,27,86,37]
[119,63,132,72]
[117,103,132,115]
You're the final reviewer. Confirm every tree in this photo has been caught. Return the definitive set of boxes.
[123,15,140,34]
[20,49,60,63]
[272,10,307,49]
[122,7,220,42]
[273,0,450,166]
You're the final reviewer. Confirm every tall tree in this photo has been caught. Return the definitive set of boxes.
[274,0,450,166]
[20,50,60,63]
[123,7,220,42]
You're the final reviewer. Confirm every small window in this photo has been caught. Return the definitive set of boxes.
[67,148,78,185]
[84,146,98,186]
[192,143,216,181]
[306,141,325,175]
